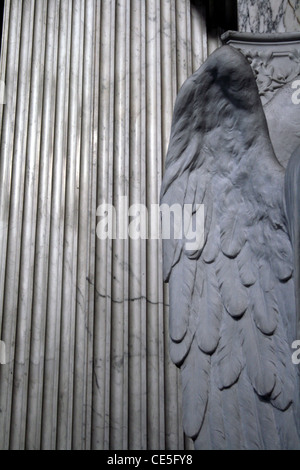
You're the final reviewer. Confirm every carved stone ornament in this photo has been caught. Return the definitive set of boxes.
[222,32,300,168]
[161,43,300,450]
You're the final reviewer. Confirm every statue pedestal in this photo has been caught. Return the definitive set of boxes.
[222,31,300,168]
[222,31,300,104]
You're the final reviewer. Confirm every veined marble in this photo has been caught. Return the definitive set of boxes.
[0,0,221,451]
[238,0,300,32]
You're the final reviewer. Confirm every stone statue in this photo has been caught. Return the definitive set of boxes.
[160,45,300,450]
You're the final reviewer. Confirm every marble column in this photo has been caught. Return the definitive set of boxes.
[238,0,300,32]
[0,0,217,450]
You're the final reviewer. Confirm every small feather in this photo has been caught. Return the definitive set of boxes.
[259,261,275,291]
[220,210,246,258]
[184,204,205,260]
[161,176,187,281]
[216,253,248,318]
[250,279,278,336]
[276,277,297,345]
[204,183,214,237]
[236,243,257,287]
[273,258,293,282]
[183,176,203,260]
[271,229,294,281]
[203,208,219,264]
[195,262,222,354]
[162,238,182,282]
[169,327,194,366]
[169,258,197,343]
[216,313,243,389]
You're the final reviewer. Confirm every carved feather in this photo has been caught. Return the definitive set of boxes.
[236,242,257,287]
[221,384,243,449]
[249,275,278,335]
[169,326,193,366]
[195,262,222,354]
[181,339,210,439]
[202,207,219,264]
[270,227,294,281]
[207,355,227,450]
[237,371,265,450]
[220,209,246,258]
[194,406,212,450]
[254,396,281,450]
[271,320,295,411]
[273,407,300,450]
[216,313,243,390]
[216,253,248,318]
[242,312,276,397]
[169,258,196,343]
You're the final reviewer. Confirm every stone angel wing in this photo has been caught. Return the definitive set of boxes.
[160,45,300,450]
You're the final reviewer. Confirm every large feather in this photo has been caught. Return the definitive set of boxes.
[271,319,295,411]
[216,312,243,390]
[181,339,210,439]
[241,311,277,397]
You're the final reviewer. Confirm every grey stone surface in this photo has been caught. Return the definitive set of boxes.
[161,45,300,450]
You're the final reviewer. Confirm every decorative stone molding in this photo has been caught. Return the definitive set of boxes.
[222,31,300,104]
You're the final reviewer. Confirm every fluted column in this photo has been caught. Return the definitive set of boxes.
[0,0,216,450]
